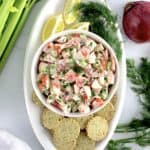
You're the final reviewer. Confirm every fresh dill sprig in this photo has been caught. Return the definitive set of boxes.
[107,58,150,149]
[108,128,150,150]
[74,2,122,60]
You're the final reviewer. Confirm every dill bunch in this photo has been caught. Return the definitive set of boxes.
[107,58,150,150]
[74,2,122,60]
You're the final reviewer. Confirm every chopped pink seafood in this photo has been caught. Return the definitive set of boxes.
[36,33,117,113]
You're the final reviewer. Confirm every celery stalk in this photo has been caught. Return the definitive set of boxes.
[0,0,16,38]
[0,0,40,72]
[0,0,28,58]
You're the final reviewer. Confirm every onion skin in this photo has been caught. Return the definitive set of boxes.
[123,1,150,43]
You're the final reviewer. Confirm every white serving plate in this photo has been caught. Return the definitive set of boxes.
[23,0,126,149]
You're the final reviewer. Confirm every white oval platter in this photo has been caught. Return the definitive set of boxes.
[23,0,126,149]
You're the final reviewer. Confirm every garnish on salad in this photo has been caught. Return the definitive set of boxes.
[37,33,117,113]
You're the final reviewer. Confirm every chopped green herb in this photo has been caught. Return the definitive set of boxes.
[73,65,83,73]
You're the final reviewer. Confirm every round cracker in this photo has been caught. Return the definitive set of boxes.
[86,116,108,141]
[32,91,44,108]
[53,135,76,150]
[95,102,115,121]
[49,129,54,136]
[75,132,95,150]
[41,108,63,130]
[74,115,93,130]
[53,118,80,143]
[110,94,117,105]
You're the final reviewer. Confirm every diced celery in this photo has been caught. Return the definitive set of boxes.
[49,64,57,75]
[79,59,87,67]
[68,59,75,67]
[100,88,108,99]
[107,61,112,70]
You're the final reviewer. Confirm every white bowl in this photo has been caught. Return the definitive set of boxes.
[31,29,120,117]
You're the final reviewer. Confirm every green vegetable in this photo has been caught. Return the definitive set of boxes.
[108,129,150,150]
[0,0,40,72]
[0,0,28,58]
[73,65,83,73]
[107,58,150,149]
[100,88,108,99]
[74,2,122,60]
[49,64,56,75]
[0,0,16,38]
[117,58,150,133]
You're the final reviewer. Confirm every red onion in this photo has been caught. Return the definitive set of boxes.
[123,1,150,43]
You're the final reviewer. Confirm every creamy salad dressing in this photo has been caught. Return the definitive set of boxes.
[36,33,116,113]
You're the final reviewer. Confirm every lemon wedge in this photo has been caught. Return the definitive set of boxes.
[66,22,90,31]
[63,0,81,25]
[41,14,65,42]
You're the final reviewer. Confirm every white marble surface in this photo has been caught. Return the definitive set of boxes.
[0,0,149,149]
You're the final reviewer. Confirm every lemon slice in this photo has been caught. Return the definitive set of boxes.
[63,0,81,25]
[66,22,90,31]
[41,14,65,42]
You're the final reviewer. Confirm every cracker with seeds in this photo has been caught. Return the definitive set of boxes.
[53,136,76,150]
[86,116,108,141]
[75,132,95,150]
[74,115,93,130]
[32,91,44,108]
[41,108,63,130]
[95,102,115,121]
[53,119,80,143]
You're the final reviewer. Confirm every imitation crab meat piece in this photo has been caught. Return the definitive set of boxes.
[80,88,88,103]
[52,101,69,113]
[91,96,104,109]
[63,37,81,49]
[104,49,109,60]
[78,103,90,113]
[85,64,93,77]
[74,84,79,94]
[42,42,54,53]
[51,78,60,88]
[79,46,90,59]
[51,78,61,96]
[111,57,116,72]
[99,73,106,86]
[107,70,115,85]
[76,75,86,88]
[64,95,72,102]
[91,79,102,94]
[88,52,96,64]
[65,70,76,82]
[92,71,99,78]
[100,58,107,72]
[52,101,61,110]
[72,33,81,38]
[37,74,50,92]
[56,59,67,71]
[62,51,70,58]
[83,86,91,99]
[54,44,63,54]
